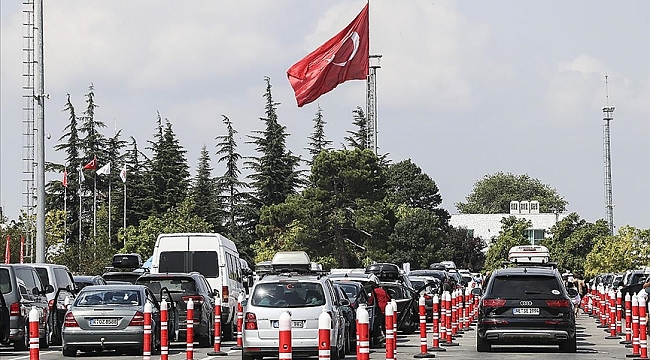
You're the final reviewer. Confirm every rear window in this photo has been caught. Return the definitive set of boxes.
[336,283,361,300]
[136,277,196,296]
[490,275,563,298]
[35,267,50,287]
[159,251,218,278]
[252,282,325,308]
[76,289,141,306]
[0,268,11,294]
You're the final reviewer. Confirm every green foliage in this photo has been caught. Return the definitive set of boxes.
[386,206,447,269]
[440,227,486,272]
[122,198,211,258]
[190,145,223,232]
[456,172,568,214]
[385,159,447,214]
[344,107,368,150]
[484,216,532,271]
[306,106,332,165]
[584,226,650,278]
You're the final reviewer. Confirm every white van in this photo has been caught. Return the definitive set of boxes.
[150,233,244,340]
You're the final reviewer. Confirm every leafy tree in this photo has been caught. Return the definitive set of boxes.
[78,84,108,162]
[456,172,568,214]
[190,145,222,231]
[584,226,650,277]
[385,159,449,219]
[305,106,332,165]
[103,129,127,245]
[122,198,211,258]
[344,107,368,150]
[483,216,532,271]
[542,213,610,276]
[123,136,151,231]
[246,77,302,208]
[438,227,486,272]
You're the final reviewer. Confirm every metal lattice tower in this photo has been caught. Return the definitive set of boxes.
[22,0,36,261]
[366,55,381,155]
[602,75,614,235]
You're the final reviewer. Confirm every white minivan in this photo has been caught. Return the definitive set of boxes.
[150,233,244,340]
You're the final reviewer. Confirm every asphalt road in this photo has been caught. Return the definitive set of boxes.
[0,312,636,360]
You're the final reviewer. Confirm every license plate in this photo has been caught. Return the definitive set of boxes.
[272,320,305,328]
[513,307,540,315]
[89,318,119,326]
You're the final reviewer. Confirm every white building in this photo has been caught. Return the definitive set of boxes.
[449,200,567,249]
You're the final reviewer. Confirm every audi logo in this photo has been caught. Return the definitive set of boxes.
[520,301,533,306]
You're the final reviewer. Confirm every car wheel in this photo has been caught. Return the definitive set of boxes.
[62,347,77,357]
[223,319,234,341]
[560,336,577,353]
[14,323,29,351]
[331,346,341,360]
[476,335,491,352]
[242,352,256,360]
[39,323,50,349]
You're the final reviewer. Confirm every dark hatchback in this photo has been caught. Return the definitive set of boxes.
[476,267,576,353]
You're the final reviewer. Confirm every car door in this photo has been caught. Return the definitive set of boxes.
[0,291,9,343]
[47,288,76,346]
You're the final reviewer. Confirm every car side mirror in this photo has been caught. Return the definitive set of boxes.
[470,287,482,296]
[340,298,350,306]
[567,288,578,297]
[32,287,40,296]
[211,289,220,298]
[45,285,54,294]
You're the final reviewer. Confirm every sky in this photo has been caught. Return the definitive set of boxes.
[1,0,648,231]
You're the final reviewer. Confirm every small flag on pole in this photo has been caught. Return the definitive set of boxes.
[62,169,68,188]
[97,162,111,176]
[120,164,127,183]
[4,235,10,264]
[83,156,98,170]
[79,166,85,184]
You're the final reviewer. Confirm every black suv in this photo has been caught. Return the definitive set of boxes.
[476,266,576,352]
[135,272,217,347]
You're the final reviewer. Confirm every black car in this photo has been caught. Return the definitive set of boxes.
[0,291,9,343]
[135,272,217,347]
[380,281,419,334]
[73,275,107,292]
[475,266,576,352]
[333,283,356,355]
[330,275,383,348]
[409,269,454,292]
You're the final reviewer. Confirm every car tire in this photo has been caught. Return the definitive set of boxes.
[14,323,29,351]
[62,347,77,357]
[560,336,577,353]
[242,352,256,360]
[476,335,491,352]
[331,345,340,360]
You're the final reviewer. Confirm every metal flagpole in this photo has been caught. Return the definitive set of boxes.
[93,174,96,259]
[108,172,111,245]
[64,184,67,244]
[79,167,82,269]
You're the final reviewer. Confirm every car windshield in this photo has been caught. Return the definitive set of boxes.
[76,289,141,306]
[251,282,325,308]
[335,282,360,300]
[0,268,11,294]
[490,275,563,299]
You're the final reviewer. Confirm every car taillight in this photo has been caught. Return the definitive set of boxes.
[482,298,507,307]
[64,312,79,327]
[546,299,570,307]
[129,311,145,326]
[48,299,54,310]
[244,312,258,330]
[222,286,229,304]
[181,295,204,305]
[424,294,432,300]
[10,302,20,316]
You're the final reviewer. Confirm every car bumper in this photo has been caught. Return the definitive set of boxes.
[481,328,571,344]
[62,329,144,349]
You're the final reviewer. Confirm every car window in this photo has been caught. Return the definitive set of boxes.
[0,269,11,294]
[336,283,360,300]
[15,268,40,292]
[193,251,219,278]
[76,289,141,306]
[251,282,325,308]
[137,277,196,295]
[490,275,563,298]
[159,252,187,273]
[54,268,72,289]
[34,267,50,288]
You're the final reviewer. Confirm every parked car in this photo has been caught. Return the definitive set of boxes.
[0,291,9,343]
[26,263,75,309]
[0,263,52,350]
[73,275,107,292]
[409,269,453,293]
[61,284,162,357]
[379,281,419,334]
[135,272,217,347]
[242,251,347,360]
[408,275,441,321]
[334,283,356,354]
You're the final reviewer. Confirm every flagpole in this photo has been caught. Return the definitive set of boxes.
[79,167,82,270]
[108,172,111,245]
[123,181,126,237]
[64,185,67,244]
[93,173,97,259]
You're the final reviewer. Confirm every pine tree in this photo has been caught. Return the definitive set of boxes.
[344,106,368,150]
[102,129,127,245]
[305,106,332,165]
[246,77,302,208]
[124,136,150,229]
[190,145,222,231]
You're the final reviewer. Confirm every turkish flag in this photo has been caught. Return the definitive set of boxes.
[62,169,68,188]
[287,3,369,107]
[83,156,97,170]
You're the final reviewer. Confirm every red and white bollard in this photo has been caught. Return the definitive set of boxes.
[428,294,445,352]
[617,290,624,336]
[450,290,458,336]
[606,289,620,339]
[318,310,331,360]
[441,292,458,347]
[639,295,648,360]
[439,292,447,343]
[161,299,169,360]
[29,307,39,360]
[232,293,244,350]
[623,292,632,345]
[629,293,640,357]
[385,303,395,360]
[390,299,398,359]
[143,302,152,360]
[279,312,292,360]
[208,295,227,356]
[414,296,436,358]
[186,298,194,360]
[356,306,370,360]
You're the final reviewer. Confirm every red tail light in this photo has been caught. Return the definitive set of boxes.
[181,295,204,305]
[244,312,258,330]
[129,311,145,326]
[546,299,570,307]
[48,299,54,310]
[424,294,432,300]
[64,312,79,327]
[482,298,506,307]
[222,286,229,304]
[10,302,20,316]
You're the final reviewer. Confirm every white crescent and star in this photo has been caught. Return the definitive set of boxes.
[326,31,360,67]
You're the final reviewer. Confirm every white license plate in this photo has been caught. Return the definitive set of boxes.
[513,308,540,315]
[272,320,304,328]
[89,318,118,326]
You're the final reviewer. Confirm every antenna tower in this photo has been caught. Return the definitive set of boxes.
[22,0,36,261]
[602,75,615,235]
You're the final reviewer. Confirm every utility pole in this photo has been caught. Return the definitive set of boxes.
[602,75,615,236]
[366,54,382,155]
[35,0,46,262]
